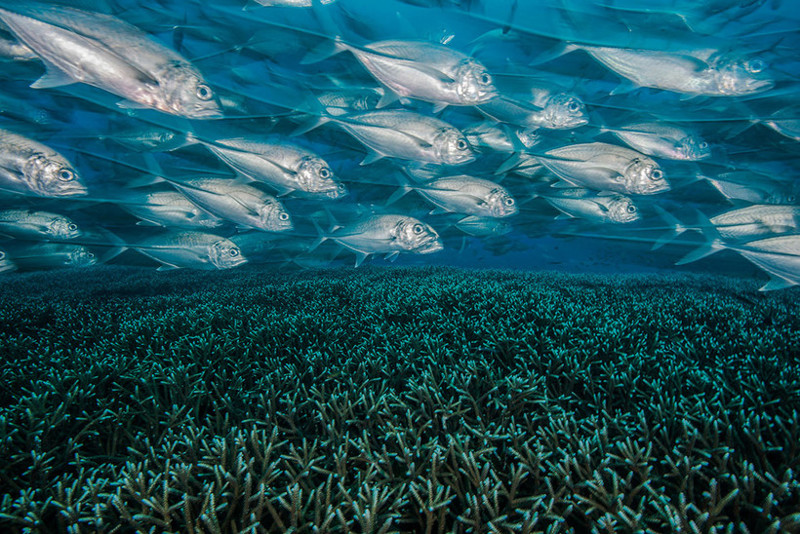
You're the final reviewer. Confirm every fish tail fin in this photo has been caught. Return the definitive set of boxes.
[675,214,725,265]
[651,205,691,250]
[528,42,579,66]
[386,174,413,206]
[96,229,128,264]
[301,37,347,65]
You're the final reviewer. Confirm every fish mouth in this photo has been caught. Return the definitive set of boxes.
[418,239,444,254]
[746,78,775,94]
[186,106,225,120]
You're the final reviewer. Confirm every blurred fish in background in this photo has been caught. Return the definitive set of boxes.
[0,0,798,289]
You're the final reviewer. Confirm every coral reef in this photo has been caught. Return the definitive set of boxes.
[0,266,799,533]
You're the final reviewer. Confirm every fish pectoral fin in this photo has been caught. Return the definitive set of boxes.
[353,250,369,267]
[117,99,150,110]
[432,102,448,114]
[361,150,385,166]
[156,264,181,271]
[377,87,401,108]
[429,207,450,215]
[384,251,400,262]
[135,220,163,227]
[31,65,77,89]
[760,276,796,291]
[609,81,639,96]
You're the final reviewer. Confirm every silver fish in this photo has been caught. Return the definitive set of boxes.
[537,142,669,195]
[0,36,37,61]
[194,136,347,199]
[708,205,800,241]
[571,44,773,96]
[0,128,87,197]
[318,88,382,116]
[319,110,475,166]
[0,4,222,118]
[393,175,518,218]
[703,170,800,205]
[0,248,16,274]
[477,93,588,130]
[133,231,247,271]
[117,190,226,230]
[603,122,711,161]
[316,213,443,266]
[539,188,640,224]
[452,216,513,237]
[464,122,541,153]
[763,106,800,142]
[305,39,497,108]
[7,242,96,270]
[679,234,800,291]
[163,177,293,232]
[0,209,81,240]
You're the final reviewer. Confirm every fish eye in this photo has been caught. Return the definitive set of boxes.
[87,252,96,259]
[504,198,515,206]
[196,84,213,101]
[413,224,424,234]
[747,59,765,73]
[788,195,796,203]
[279,212,290,221]
[319,168,331,179]
[58,169,74,182]
[627,205,637,213]
[568,100,581,113]
[0,252,4,260]
[68,223,78,231]
[699,142,709,149]
[456,139,468,150]
[479,73,492,85]
[632,158,640,165]
[651,169,663,180]
[230,248,239,257]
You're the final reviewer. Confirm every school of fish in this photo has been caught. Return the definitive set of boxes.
[0,0,798,290]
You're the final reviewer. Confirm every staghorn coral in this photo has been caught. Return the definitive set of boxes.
[0,266,799,533]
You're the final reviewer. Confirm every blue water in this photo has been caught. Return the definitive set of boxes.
[0,0,798,287]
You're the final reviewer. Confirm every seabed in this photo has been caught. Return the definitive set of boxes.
[0,266,798,532]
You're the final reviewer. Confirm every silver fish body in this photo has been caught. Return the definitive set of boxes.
[579,45,773,96]
[709,205,800,241]
[0,248,16,274]
[540,188,640,224]
[134,231,247,270]
[411,176,518,218]
[0,128,86,197]
[705,171,799,205]
[8,242,96,270]
[0,4,222,118]
[730,236,800,291]
[324,214,443,264]
[0,209,81,240]
[538,142,669,195]
[337,40,497,106]
[606,122,711,161]
[201,137,346,199]
[167,177,293,233]
[332,110,475,166]
[463,122,540,153]
[118,190,226,230]
[477,93,588,130]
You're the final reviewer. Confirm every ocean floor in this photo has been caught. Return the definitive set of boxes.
[0,266,799,533]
